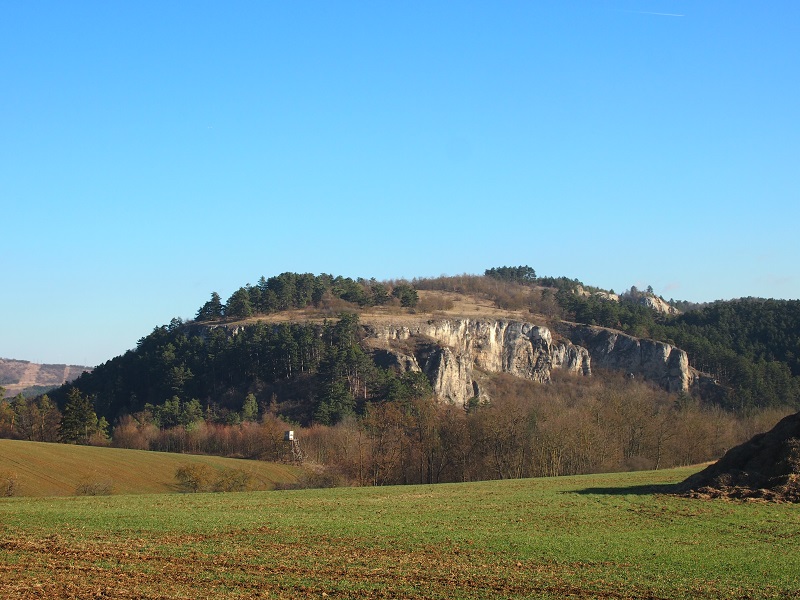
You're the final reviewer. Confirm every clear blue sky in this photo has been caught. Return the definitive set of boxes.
[2,1,798,367]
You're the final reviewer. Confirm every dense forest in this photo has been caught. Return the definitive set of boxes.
[1,267,798,486]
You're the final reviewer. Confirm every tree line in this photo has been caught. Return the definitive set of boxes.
[46,371,793,487]
[197,272,418,320]
[0,388,108,445]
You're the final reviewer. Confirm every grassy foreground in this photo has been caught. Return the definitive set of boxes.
[1,466,799,599]
[0,438,299,496]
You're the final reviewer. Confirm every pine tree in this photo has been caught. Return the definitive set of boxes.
[59,388,101,444]
[196,292,224,321]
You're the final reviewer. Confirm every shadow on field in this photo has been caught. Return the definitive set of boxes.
[571,483,680,496]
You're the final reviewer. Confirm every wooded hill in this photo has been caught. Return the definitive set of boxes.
[2,267,798,485]
[15,267,800,421]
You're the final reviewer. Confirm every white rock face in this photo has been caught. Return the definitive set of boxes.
[553,323,692,393]
[638,295,681,315]
[365,318,693,404]
[365,319,591,405]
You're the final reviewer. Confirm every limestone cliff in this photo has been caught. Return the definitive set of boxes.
[364,318,692,404]
[552,323,692,393]
[363,319,590,405]
[197,315,696,406]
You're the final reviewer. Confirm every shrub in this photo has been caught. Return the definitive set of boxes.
[212,468,254,492]
[275,465,349,490]
[75,475,113,496]
[175,464,214,493]
[416,295,455,313]
[1,470,18,497]
[176,464,255,493]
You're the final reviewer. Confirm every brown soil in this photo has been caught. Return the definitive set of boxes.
[0,529,648,599]
[678,411,800,502]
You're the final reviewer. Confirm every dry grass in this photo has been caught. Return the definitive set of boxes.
[219,290,540,331]
[0,438,299,497]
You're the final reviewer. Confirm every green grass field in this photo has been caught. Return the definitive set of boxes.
[2,463,799,599]
[0,438,299,496]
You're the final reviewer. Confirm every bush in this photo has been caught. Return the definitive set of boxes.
[75,475,113,496]
[176,463,255,493]
[416,295,455,313]
[175,464,214,493]
[275,465,349,490]
[1,471,18,497]
[212,468,254,492]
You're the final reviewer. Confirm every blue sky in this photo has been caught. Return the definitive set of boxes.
[2,1,798,366]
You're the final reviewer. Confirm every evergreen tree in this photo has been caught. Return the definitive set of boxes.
[59,388,102,444]
[485,265,537,284]
[392,284,419,308]
[241,393,258,422]
[196,292,224,321]
[225,288,254,318]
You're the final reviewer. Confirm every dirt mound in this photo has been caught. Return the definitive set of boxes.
[678,411,800,502]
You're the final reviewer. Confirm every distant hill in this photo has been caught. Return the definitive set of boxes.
[0,358,91,398]
[0,438,299,496]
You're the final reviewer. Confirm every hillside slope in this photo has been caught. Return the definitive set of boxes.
[0,439,299,497]
[0,358,90,397]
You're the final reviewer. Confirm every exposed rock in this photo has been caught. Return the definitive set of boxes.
[195,316,696,405]
[637,295,681,316]
[365,319,590,405]
[593,291,620,302]
[370,348,421,373]
[678,412,800,502]
[575,285,619,302]
[575,285,679,315]
[553,323,692,393]
[366,318,695,403]
[423,346,476,406]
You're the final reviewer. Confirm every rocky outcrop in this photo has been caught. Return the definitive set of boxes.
[365,318,693,405]
[637,295,680,316]
[364,319,590,405]
[553,323,692,393]
[575,286,679,315]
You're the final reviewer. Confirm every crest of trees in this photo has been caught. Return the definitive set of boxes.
[484,265,536,284]
[198,272,418,321]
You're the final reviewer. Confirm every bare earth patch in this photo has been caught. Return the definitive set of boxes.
[678,411,800,503]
